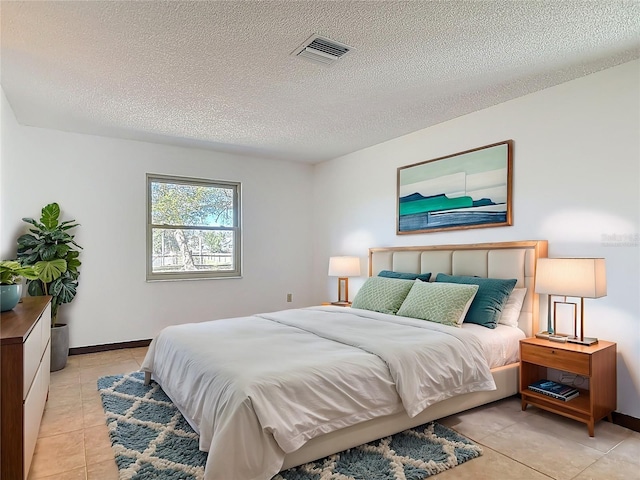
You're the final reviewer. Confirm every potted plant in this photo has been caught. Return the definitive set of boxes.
[17,203,82,371]
[0,261,38,311]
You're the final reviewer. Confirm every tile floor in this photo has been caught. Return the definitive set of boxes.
[28,347,639,480]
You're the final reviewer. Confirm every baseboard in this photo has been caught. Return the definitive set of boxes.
[69,339,152,355]
[612,411,640,433]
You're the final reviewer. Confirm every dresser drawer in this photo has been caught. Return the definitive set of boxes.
[23,315,43,401]
[40,303,51,353]
[521,343,590,375]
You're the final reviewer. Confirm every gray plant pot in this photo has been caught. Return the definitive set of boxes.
[51,323,69,372]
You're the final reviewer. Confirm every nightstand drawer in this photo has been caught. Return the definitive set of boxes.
[521,343,590,375]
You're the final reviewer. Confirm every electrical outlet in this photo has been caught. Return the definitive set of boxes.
[286,293,292,302]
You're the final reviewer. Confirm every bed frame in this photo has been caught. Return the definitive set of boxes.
[281,240,548,470]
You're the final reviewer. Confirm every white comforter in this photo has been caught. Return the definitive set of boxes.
[141,306,495,480]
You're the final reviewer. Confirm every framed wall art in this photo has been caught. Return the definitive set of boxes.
[397,140,513,234]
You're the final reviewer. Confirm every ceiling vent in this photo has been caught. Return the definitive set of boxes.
[292,34,353,66]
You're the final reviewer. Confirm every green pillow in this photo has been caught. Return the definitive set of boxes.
[351,277,414,314]
[396,281,479,327]
[435,274,517,328]
[378,270,431,282]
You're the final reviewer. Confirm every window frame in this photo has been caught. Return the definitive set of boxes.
[146,173,242,281]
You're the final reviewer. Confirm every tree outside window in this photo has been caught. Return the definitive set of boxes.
[147,174,241,280]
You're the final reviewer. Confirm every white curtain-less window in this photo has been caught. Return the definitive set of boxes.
[146,174,241,281]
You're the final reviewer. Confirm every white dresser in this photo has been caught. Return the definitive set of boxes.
[1,295,52,479]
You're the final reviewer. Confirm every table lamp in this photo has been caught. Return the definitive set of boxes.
[535,258,606,345]
[328,256,361,305]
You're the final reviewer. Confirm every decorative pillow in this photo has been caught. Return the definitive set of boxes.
[378,270,431,282]
[434,274,517,329]
[498,288,527,327]
[351,277,414,315]
[396,281,479,327]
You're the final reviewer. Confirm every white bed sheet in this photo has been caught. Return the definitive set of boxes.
[142,306,497,480]
[461,323,526,368]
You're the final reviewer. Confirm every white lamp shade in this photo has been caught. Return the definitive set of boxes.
[328,256,361,277]
[535,258,607,298]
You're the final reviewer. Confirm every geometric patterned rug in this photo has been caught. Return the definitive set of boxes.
[98,372,482,480]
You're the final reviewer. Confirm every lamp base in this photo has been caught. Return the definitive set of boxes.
[535,331,571,340]
[331,301,352,307]
[566,336,598,346]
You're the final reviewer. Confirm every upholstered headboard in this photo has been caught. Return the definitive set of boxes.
[369,240,548,336]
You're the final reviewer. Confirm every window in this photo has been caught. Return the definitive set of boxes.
[147,174,241,281]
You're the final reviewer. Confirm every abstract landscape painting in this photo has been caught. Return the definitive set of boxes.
[397,141,513,234]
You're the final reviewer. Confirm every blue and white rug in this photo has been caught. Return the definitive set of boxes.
[98,372,482,480]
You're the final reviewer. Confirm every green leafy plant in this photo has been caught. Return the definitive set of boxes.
[0,260,38,285]
[17,203,82,326]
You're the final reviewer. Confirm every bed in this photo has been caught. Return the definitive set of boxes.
[142,240,547,480]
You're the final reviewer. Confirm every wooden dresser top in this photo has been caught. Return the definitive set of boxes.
[0,296,51,345]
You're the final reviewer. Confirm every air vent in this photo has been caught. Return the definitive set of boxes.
[292,34,353,66]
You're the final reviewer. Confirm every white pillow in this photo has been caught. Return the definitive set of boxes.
[498,288,527,327]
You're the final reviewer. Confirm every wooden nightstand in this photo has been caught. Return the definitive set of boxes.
[519,337,616,436]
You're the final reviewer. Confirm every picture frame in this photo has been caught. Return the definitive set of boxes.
[397,140,513,234]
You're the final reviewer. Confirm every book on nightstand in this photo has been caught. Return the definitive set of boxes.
[528,379,579,401]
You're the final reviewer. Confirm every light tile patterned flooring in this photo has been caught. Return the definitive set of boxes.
[29,347,639,479]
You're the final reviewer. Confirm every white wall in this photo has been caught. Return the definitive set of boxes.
[1,89,315,348]
[313,60,640,418]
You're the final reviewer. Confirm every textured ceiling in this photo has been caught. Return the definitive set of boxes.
[1,1,639,163]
